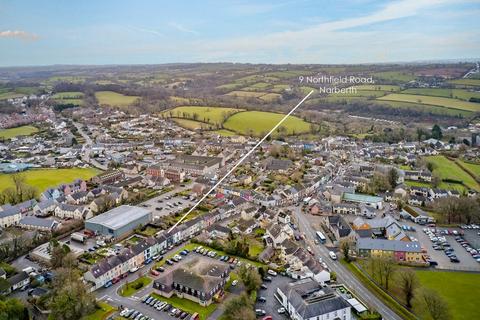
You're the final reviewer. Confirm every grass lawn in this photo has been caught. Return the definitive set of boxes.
[52,91,84,106]
[223,110,310,136]
[225,90,266,98]
[82,301,116,320]
[402,88,480,101]
[119,276,152,297]
[139,226,160,237]
[164,106,242,125]
[248,239,264,258]
[0,125,39,139]
[372,71,416,82]
[150,292,216,320]
[427,155,480,191]
[457,160,480,180]
[172,118,214,130]
[95,91,139,107]
[378,93,480,112]
[0,167,100,193]
[415,270,480,320]
[448,79,480,87]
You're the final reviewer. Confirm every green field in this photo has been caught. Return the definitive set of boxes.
[172,118,214,130]
[223,111,310,136]
[378,93,480,112]
[458,160,480,180]
[0,167,101,193]
[448,79,480,87]
[52,91,84,105]
[402,88,480,101]
[372,71,416,82]
[226,90,265,98]
[331,89,387,98]
[416,270,480,320]
[373,99,473,117]
[352,85,401,91]
[165,106,241,125]
[95,91,139,107]
[0,86,40,100]
[259,92,281,102]
[0,125,39,139]
[427,155,480,191]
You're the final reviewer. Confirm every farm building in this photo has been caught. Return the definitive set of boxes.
[85,205,151,239]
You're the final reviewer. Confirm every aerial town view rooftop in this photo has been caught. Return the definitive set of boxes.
[0,1,480,320]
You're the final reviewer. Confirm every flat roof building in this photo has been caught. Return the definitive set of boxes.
[85,205,151,239]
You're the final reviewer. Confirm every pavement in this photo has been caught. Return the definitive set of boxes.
[291,205,403,320]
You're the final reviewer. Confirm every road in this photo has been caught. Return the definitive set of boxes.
[291,205,403,320]
[73,121,108,170]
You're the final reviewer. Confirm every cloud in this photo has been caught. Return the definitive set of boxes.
[0,30,39,41]
[125,25,164,37]
[168,22,199,35]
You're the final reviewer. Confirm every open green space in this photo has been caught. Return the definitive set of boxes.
[150,292,216,320]
[172,118,214,130]
[378,93,480,112]
[0,167,101,193]
[164,106,241,125]
[258,92,281,102]
[119,276,152,297]
[372,71,416,82]
[95,91,139,107]
[82,301,116,320]
[415,270,480,320]
[448,79,480,87]
[426,155,480,191]
[331,90,387,98]
[0,86,40,100]
[352,85,401,91]
[223,111,310,136]
[225,90,266,98]
[52,91,84,105]
[457,160,480,179]
[402,88,480,101]
[341,260,417,320]
[0,125,39,139]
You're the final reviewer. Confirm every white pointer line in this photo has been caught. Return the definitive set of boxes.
[168,90,315,233]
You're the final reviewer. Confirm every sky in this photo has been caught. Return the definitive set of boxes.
[0,0,479,66]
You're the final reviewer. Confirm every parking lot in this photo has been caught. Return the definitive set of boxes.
[140,189,195,220]
[253,274,292,320]
[412,222,480,270]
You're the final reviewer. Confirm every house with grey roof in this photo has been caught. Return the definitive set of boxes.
[277,278,351,320]
[153,256,230,306]
[0,207,21,228]
[19,216,59,232]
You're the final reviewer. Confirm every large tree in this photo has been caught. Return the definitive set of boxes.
[238,265,262,294]
[398,269,419,308]
[219,293,255,320]
[48,268,96,320]
[0,297,28,320]
[417,288,450,320]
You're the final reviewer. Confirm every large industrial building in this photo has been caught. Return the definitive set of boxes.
[85,205,151,239]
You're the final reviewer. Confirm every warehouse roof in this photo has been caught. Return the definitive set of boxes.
[86,205,151,230]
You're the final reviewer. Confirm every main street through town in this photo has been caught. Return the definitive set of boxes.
[291,205,403,320]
